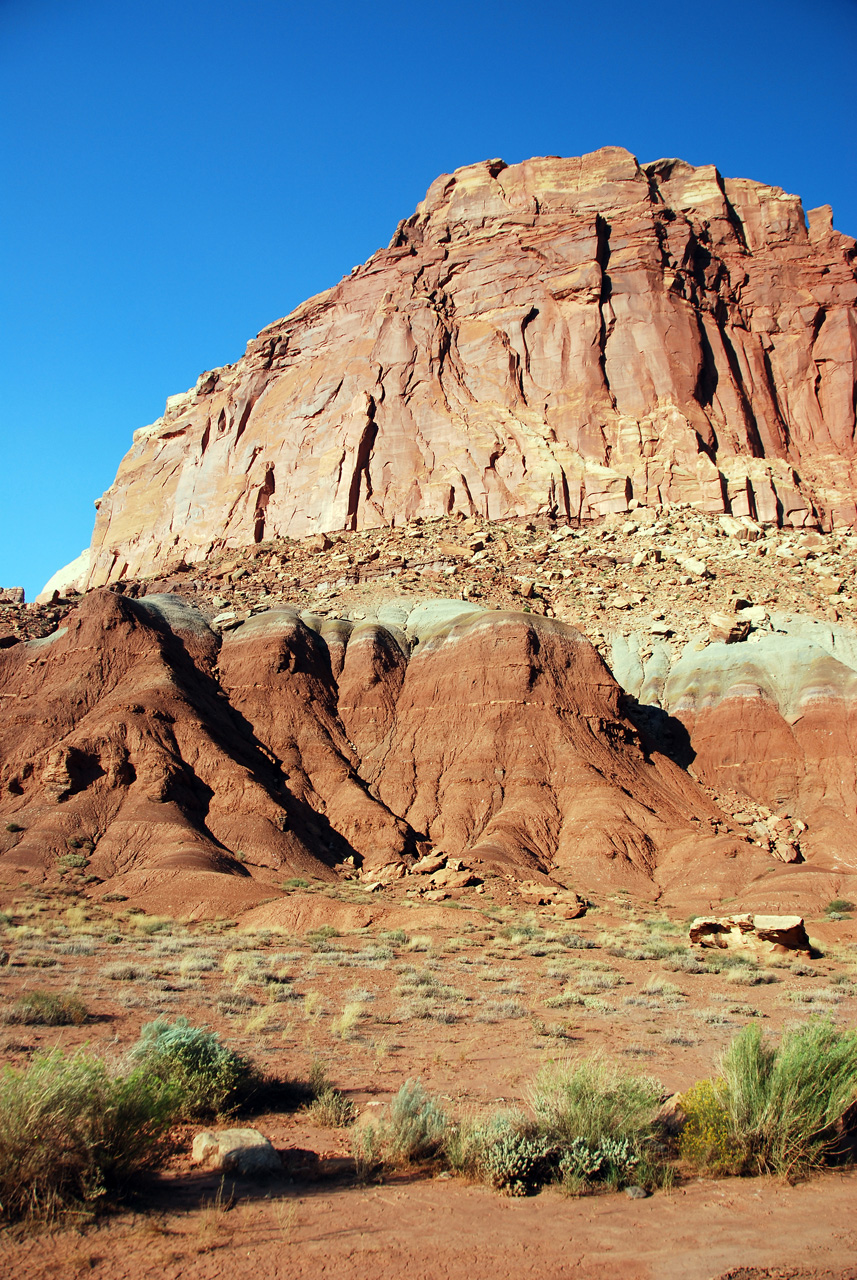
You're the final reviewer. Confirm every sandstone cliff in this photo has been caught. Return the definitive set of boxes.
[55,147,856,594]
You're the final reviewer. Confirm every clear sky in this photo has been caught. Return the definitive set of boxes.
[2,0,855,599]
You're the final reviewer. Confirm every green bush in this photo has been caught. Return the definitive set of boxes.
[557,1134,641,1193]
[2,991,88,1026]
[477,1121,553,1196]
[129,1017,260,1119]
[0,1048,178,1219]
[532,1056,661,1149]
[716,1020,857,1176]
[446,1110,543,1191]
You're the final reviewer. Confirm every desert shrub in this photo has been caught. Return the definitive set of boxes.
[678,1079,743,1173]
[557,1134,642,1193]
[353,1080,447,1172]
[679,1022,857,1178]
[2,991,88,1026]
[0,1048,177,1219]
[716,1020,857,1176]
[475,1119,553,1196]
[531,1056,663,1189]
[129,1017,259,1118]
[306,1087,357,1128]
[826,899,854,916]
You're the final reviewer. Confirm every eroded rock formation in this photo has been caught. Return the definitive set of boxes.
[0,590,774,911]
[56,147,856,594]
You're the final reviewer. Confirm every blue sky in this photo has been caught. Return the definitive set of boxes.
[2,0,855,598]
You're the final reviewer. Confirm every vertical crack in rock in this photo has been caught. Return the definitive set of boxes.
[63,149,857,591]
[253,465,275,544]
[595,215,617,409]
[345,399,378,531]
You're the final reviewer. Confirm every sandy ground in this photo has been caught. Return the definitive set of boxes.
[3,1166,857,1280]
[1,885,856,1279]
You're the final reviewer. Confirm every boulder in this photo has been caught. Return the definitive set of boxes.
[192,1128,283,1177]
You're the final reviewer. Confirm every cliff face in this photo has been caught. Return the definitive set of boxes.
[64,147,856,593]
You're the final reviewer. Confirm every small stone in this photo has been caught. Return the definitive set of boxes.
[625,1185,650,1200]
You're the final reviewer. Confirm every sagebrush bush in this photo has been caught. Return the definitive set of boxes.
[353,1080,447,1172]
[129,1016,260,1118]
[0,1049,177,1219]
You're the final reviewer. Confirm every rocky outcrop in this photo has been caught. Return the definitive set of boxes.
[55,147,856,594]
[689,913,811,954]
[0,589,775,911]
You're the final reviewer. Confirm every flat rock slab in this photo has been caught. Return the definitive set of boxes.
[192,1127,283,1177]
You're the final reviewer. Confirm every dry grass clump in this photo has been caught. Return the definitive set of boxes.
[2,990,88,1026]
[303,1063,357,1128]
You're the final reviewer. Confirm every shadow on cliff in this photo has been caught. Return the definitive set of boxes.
[622,696,696,771]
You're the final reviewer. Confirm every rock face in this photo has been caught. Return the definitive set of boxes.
[0,590,772,911]
[59,147,856,593]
